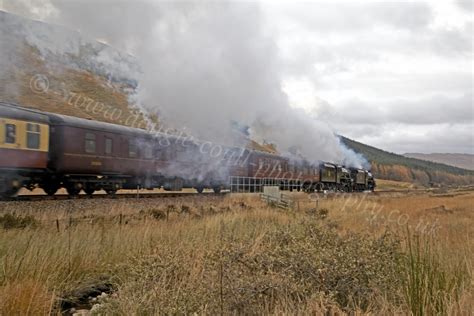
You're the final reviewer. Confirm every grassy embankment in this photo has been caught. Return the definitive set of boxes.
[0,190,472,314]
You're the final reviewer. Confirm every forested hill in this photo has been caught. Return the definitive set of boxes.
[404,153,474,171]
[341,136,474,186]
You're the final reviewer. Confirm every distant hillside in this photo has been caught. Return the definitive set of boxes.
[404,153,474,171]
[341,137,474,186]
[0,10,148,127]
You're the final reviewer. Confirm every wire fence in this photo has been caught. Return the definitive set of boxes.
[229,176,302,193]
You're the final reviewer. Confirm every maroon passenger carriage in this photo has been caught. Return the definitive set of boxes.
[0,102,375,197]
[44,112,241,196]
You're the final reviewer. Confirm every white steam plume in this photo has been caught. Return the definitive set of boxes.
[1,0,369,168]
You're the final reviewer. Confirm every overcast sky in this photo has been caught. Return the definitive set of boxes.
[261,0,473,154]
[2,0,473,155]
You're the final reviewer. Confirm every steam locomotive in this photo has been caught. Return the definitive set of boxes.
[0,102,375,197]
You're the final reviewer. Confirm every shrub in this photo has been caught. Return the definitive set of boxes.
[148,209,166,220]
[105,220,403,314]
[0,213,38,229]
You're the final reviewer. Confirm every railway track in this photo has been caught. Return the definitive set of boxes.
[373,189,430,194]
[1,187,446,203]
[1,191,229,202]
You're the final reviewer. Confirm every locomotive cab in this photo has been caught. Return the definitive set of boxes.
[350,168,367,192]
[337,166,352,192]
[367,172,376,191]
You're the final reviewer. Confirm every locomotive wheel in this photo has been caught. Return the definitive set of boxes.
[307,184,316,193]
[66,186,81,196]
[105,189,117,196]
[0,178,21,198]
[196,187,204,194]
[84,188,95,196]
[212,186,221,194]
[315,183,323,193]
[43,186,58,196]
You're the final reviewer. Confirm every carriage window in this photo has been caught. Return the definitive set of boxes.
[175,144,186,161]
[105,137,113,155]
[129,141,138,158]
[156,147,164,160]
[157,144,171,160]
[144,144,153,159]
[85,133,96,153]
[5,124,16,144]
[160,147,171,161]
[26,123,40,149]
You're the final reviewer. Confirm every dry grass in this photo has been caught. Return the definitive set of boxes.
[0,190,472,315]
[375,179,423,191]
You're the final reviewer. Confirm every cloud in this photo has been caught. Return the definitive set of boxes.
[317,92,473,155]
[0,0,57,20]
[359,123,474,154]
[268,1,472,155]
[456,0,473,12]
[270,1,433,34]
[318,92,473,126]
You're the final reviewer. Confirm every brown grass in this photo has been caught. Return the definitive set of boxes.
[0,190,472,314]
[375,179,424,190]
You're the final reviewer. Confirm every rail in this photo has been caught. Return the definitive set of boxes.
[0,191,229,202]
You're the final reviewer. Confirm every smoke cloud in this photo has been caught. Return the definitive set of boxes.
[1,0,368,168]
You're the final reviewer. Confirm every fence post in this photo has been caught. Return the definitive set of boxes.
[68,215,72,274]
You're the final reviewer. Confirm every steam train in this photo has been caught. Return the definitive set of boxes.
[0,102,375,197]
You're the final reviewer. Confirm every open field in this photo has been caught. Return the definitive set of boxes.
[374,179,423,191]
[0,189,472,315]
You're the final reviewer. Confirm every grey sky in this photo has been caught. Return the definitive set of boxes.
[265,0,473,154]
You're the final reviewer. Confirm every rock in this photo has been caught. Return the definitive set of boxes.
[58,277,114,312]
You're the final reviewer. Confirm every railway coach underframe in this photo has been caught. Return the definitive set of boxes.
[0,169,47,197]
[0,172,23,197]
[39,175,127,196]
